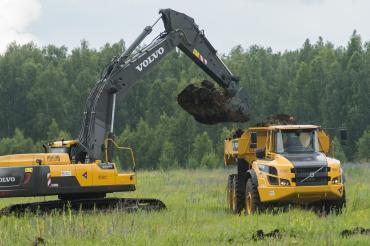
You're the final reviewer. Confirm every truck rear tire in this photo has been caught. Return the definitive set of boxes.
[245,179,261,215]
[231,175,237,212]
[235,159,248,213]
[227,174,237,211]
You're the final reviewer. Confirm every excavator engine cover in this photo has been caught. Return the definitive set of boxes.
[177,80,249,124]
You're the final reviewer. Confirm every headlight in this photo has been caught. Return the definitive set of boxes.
[258,164,278,175]
[280,179,291,186]
[258,164,269,173]
[332,176,340,184]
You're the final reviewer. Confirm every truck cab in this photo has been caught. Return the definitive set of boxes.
[225,125,345,214]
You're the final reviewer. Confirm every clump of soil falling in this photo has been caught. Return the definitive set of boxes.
[255,114,296,127]
[177,80,249,124]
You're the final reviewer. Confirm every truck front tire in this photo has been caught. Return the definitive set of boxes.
[324,189,346,214]
[245,179,261,215]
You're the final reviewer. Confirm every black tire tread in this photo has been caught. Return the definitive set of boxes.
[245,178,261,214]
[327,189,346,214]
[235,159,248,213]
[227,174,236,210]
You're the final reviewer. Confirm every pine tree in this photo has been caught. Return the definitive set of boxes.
[0,129,34,155]
[158,141,178,169]
[331,137,347,163]
[46,119,71,141]
[189,132,214,167]
[356,129,370,162]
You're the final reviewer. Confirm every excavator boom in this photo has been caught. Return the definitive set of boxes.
[75,8,249,163]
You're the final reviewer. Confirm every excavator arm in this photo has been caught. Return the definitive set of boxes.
[160,9,240,93]
[73,9,249,163]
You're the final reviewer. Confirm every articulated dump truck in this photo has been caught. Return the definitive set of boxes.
[224,123,346,214]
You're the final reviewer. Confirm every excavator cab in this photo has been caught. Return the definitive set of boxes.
[45,140,78,154]
[43,140,80,165]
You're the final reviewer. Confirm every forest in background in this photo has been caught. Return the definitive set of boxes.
[0,31,369,169]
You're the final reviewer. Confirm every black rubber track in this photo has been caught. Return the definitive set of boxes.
[0,198,166,216]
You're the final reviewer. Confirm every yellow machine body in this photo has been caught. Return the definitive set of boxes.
[0,140,136,199]
[251,156,342,203]
[225,125,345,205]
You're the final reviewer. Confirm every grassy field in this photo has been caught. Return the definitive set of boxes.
[0,165,369,245]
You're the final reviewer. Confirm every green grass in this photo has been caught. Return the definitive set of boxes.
[0,166,369,245]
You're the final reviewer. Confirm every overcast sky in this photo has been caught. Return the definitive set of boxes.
[0,0,369,54]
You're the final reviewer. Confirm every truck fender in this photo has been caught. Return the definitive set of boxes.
[246,169,258,187]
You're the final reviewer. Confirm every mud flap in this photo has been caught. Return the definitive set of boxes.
[177,80,249,124]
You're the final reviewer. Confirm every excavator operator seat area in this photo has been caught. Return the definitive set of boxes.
[46,140,79,163]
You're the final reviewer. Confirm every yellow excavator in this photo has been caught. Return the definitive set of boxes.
[0,9,249,214]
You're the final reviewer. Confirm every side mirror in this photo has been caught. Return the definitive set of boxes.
[339,128,348,145]
[250,132,257,148]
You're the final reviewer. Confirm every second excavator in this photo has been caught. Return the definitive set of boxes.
[0,9,249,214]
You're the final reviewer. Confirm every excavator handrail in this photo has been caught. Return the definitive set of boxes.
[104,138,136,171]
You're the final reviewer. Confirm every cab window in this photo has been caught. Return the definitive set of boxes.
[48,147,69,153]
[275,129,319,153]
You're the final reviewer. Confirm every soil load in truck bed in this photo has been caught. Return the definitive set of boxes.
[177,80,249,124]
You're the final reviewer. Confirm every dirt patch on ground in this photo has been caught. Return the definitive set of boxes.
[341,227,370,237]
[177,80,249,124]
[252,229,282,241]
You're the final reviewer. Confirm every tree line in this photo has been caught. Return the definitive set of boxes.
[0,31,369,169]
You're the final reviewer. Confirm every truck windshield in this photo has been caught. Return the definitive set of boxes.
[276,129,318,153]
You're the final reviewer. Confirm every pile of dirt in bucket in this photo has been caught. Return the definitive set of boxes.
[177,80,249,124]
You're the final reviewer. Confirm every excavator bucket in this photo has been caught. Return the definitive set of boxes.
[177,80,249,124]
